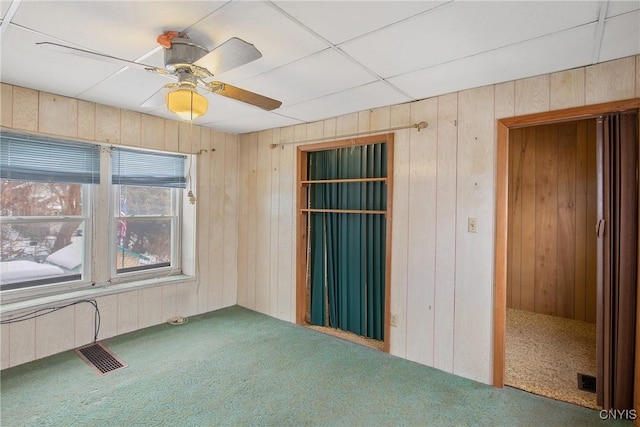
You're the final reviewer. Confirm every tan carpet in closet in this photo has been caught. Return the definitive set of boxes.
[505,308,598,410]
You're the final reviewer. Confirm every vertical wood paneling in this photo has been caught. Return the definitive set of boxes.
[389,123,410,359]
[246,133,259,310]
[35,308,75,359]
[508,129,523,308]
[255,131,273,315]
[520,128,537,312]
[223,134,238,308]
[370,106,391,131]
[160,285,177,321]
[77,100,95,140]
[336,112,358,136]
[75,302,96,347]
[138,287,163,329]
[508,120,597,322]
[12,87,38,131]
[141,114,165,151]
[585,121,598,323]
[586,57,636,104]
[495,81,515,119]
[237,134,250,307]
[534,125,558,316]
[164,120,179,152]
[556,123,577,318]
[550,69,586,110]
[1,83,13,127]
[179,122,200,154]
[9,319,35,367]
[269,132,281,316]
[277,137,294,322]
[117,291,139,335]
[38,92,77,137]
[120,110,141,147]
[574,121,588,321]
[95,294,118,340]
[358,110,371,132]
[454,85,495,384]
[515,75,550,116]
[196,131,211,314]
[433,93,458,373]
[95,104,120,143]
[1,324,10,369]
[636,55,640,98]
[208,131,226,311]
[405,98,438,366]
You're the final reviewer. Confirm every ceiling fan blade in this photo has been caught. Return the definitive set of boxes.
[140,83,178,108]
[193,37,262,76]
[36,42,167,74]
[207,81,282,111]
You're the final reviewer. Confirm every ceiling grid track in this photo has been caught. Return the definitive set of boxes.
[591,1,609,64]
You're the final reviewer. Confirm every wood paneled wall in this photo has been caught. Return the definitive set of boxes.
[0,85,239,369]
[507,120,598,322]
[236,55,640,385]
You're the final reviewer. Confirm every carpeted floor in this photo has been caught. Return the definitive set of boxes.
[505,308,598,409]
[1,306,630,426]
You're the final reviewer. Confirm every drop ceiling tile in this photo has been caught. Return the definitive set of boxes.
[78,68,176,112]
[11,1,228,60]
[184,1,329,83]
[599,10,640,62]
[389,23,597,101]
[341,1,600,78]
[606,0,640,18]
[1,24,123,99]
[1,0,12,20]
[278,81,410,123]
[205,111,303,134]
[237,48,377,107]
[272,1,447,45]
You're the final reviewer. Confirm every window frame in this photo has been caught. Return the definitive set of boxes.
[0,135,192,303]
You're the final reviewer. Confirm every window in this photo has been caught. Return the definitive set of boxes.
[0,133,188,298]
[111,147,186,277]
[0,133,98,291]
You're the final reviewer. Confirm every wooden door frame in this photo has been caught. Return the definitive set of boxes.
[493,98,640,388]
[295,133,394,353]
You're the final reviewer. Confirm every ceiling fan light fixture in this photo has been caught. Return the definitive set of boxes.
[166,87,208,121]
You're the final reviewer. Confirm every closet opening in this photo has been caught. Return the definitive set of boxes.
[295,134,394,352]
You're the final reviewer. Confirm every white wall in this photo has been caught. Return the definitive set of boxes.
[0,85,239,369]
[236,55,640,385]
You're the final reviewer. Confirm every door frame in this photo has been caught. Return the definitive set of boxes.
[295,133,394,352]
[493,98,640,388]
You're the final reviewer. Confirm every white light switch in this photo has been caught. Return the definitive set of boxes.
[468,218,477,233]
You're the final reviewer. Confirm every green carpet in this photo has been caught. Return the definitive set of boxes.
[0,306,632,426]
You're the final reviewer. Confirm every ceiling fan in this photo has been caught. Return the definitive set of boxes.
[37,32,282,120]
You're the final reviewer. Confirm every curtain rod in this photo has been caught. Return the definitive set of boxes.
[269,121,428,149]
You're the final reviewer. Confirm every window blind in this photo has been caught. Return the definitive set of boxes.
[0,132,100,184]
[111,148,186,188]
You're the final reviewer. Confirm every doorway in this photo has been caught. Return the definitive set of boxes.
[295,134,394,352]
[504,119,599,408]
[493,99,640,410]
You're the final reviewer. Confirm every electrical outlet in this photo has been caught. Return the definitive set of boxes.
[468,218,477,233]
[390,313,398,327]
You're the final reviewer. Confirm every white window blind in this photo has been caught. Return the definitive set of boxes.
[0,132,100,184]
[111,148,186,188]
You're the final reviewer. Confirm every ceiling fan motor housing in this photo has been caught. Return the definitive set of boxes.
[164,38,208,73]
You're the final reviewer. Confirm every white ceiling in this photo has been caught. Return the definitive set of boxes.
[1,0,639,134]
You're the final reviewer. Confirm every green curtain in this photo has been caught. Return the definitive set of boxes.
[308,143,387,341]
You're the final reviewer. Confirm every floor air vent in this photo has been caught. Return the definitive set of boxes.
[75,342,127,375]
[577,373,596,393]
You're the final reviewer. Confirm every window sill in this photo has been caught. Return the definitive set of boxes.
[0,274,196,318]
